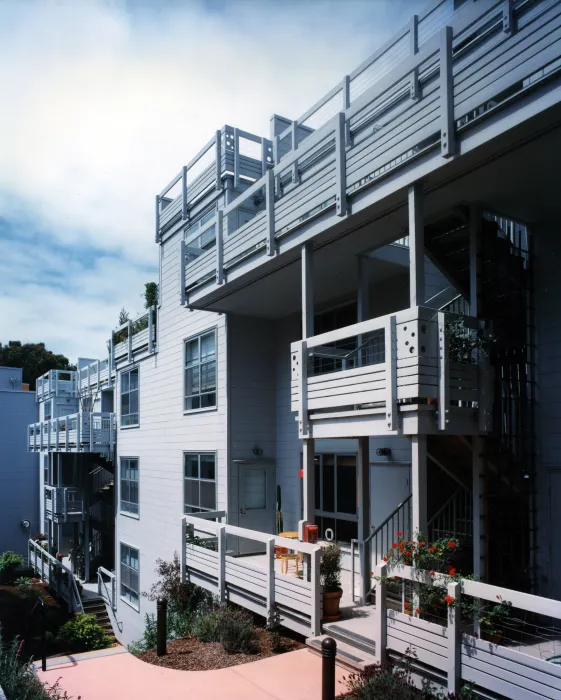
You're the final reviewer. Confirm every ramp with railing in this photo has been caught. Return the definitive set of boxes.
[28,539,83,614]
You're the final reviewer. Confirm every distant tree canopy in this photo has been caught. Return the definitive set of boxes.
[0,341,75,390]
[118,307,130,326]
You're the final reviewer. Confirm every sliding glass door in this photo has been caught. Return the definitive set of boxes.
[314,454,358,544]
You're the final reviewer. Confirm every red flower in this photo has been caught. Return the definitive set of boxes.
[415,607,421,615]
[397,531,403,537]
[404,601,410,609]
[392,543,398,549]
[448,541,457,549]
[418,541,425,547]
[429,570,435,576]
[429,546,437,553]
[383,556,388,562]
[445,594,454,606]
[448,567,456,576]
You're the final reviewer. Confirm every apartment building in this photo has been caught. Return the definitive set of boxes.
[27,0,561,694]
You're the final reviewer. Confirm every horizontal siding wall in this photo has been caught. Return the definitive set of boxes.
[534,220,561,600]
[115,227,227,646]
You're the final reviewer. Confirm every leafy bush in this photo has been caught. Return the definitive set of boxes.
[0,551,24,584]
[56,614,112,653]
[0,637,73,699]
[219,608,258,654]
[127,614,158,655]
[142,553,213,615]
[15,577,37,598]
[193,610,224,643]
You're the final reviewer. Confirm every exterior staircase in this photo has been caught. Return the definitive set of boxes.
[82,597,116,643]
[306,628,377,673]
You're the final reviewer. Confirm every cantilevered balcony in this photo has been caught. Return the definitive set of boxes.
[36,370,79,402]
[111,307,157,367]
[45,486,84,523]
[291,306,492,439]
[178,0,561,313]
[29,412,115,457]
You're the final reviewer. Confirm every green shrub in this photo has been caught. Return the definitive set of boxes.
[193,609,224,643]
[0,551,24,584]
[0,636,73,699]
[56,613,112,653]
[219,608,258,655]
[15,576,36,598]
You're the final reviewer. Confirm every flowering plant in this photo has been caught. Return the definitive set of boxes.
[377,533,512,636]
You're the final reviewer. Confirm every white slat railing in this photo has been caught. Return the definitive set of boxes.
[97,566,117,611]
[28,539,84,614]
[181,514,322,637]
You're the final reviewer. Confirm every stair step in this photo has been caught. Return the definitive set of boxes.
[306,634,377,673]
[321,623,377,657]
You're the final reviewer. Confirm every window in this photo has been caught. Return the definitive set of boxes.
[184,331,216,411]
[120,368,139,427]
[184,453,216,514]
[120,458,139,515]
[44,402,51,421]
[120,544,139,608]
[313,453,358,543]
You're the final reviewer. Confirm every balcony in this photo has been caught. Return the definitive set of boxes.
[156,126,272,241]
[36,370,79,402]
[111,307,157,366]
[45,486,84,523]
[29,412,115,456]
[79,359,114,394]
[290,306,492,439]
[178,0,561,312]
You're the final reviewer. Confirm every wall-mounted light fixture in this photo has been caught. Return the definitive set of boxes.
[253,447,263,457]
[376,447,392,457]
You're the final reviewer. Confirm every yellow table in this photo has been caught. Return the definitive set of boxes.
[278,531,299,539]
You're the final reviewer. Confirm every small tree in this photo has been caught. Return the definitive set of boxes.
[118,308,130,326]
[144,282,158,309]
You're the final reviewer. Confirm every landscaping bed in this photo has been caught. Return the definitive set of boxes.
[138,626,304,671]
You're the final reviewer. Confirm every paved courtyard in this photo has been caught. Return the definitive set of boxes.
[37,647,350,700]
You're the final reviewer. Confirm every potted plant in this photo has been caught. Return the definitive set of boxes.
[320,544,342,621]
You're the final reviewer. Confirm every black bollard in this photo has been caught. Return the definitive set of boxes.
[321,636,337,700]
[40,598,46,672]
[156,598,167,657]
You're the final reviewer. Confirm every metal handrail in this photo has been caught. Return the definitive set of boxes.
[97,566,117,611]
[28,539,84,614]
[311,331,384,363]
[351,494,412,603]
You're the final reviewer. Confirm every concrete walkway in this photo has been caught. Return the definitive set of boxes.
[37,648,350,699]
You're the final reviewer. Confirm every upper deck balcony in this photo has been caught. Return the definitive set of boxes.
[111,306,157,368]
[45,486,84,524]
[29,412,115,458]
[78,358,114,394]
[36,370,79,402]
[174,0,561,314]
[156,127,272,242]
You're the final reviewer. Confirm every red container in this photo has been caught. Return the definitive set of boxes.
[304,524,318,543]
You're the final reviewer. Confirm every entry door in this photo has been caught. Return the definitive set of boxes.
[237,464,276,555]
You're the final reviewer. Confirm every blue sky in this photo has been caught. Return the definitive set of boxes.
[0,0,425,360]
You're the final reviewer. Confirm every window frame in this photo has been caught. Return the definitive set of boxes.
[120,457,139,517]
[120,366,139,428]
[313,452,358,543]
[183,328,217,413]
[120,542,140,610]
[184,452,217,514]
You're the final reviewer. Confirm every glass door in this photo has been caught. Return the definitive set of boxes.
[314,454,358,544]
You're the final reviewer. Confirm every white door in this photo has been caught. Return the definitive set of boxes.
[237,464,276,555]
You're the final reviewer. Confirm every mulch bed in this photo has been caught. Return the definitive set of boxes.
[137,627,304,671]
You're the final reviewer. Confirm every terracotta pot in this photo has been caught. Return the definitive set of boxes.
[323,589,343,621]
[482,630,503,645]
[427,397,438,406]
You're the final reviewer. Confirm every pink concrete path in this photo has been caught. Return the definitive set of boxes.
[37,648,350,699]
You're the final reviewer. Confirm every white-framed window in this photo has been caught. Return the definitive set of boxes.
[313,453,358,543]
[120,543,139,608]
[184,453,216,514]
[120,458,139,515]
[184,330,216,411]
[120,367,139,427]
[44,401,51,421]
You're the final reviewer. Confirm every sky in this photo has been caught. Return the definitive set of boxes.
[0,0,426,361]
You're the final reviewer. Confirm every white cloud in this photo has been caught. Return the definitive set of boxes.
[0,0,425,358]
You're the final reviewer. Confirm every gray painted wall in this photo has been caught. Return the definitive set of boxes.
[0,367,39,557]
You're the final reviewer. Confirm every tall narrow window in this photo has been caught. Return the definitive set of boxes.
[184,331,216,410]
[120,544,140,608]
[184,453,216,513]
[120,368,139,427]
[44,401,51,421]
[120,458,139,515]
